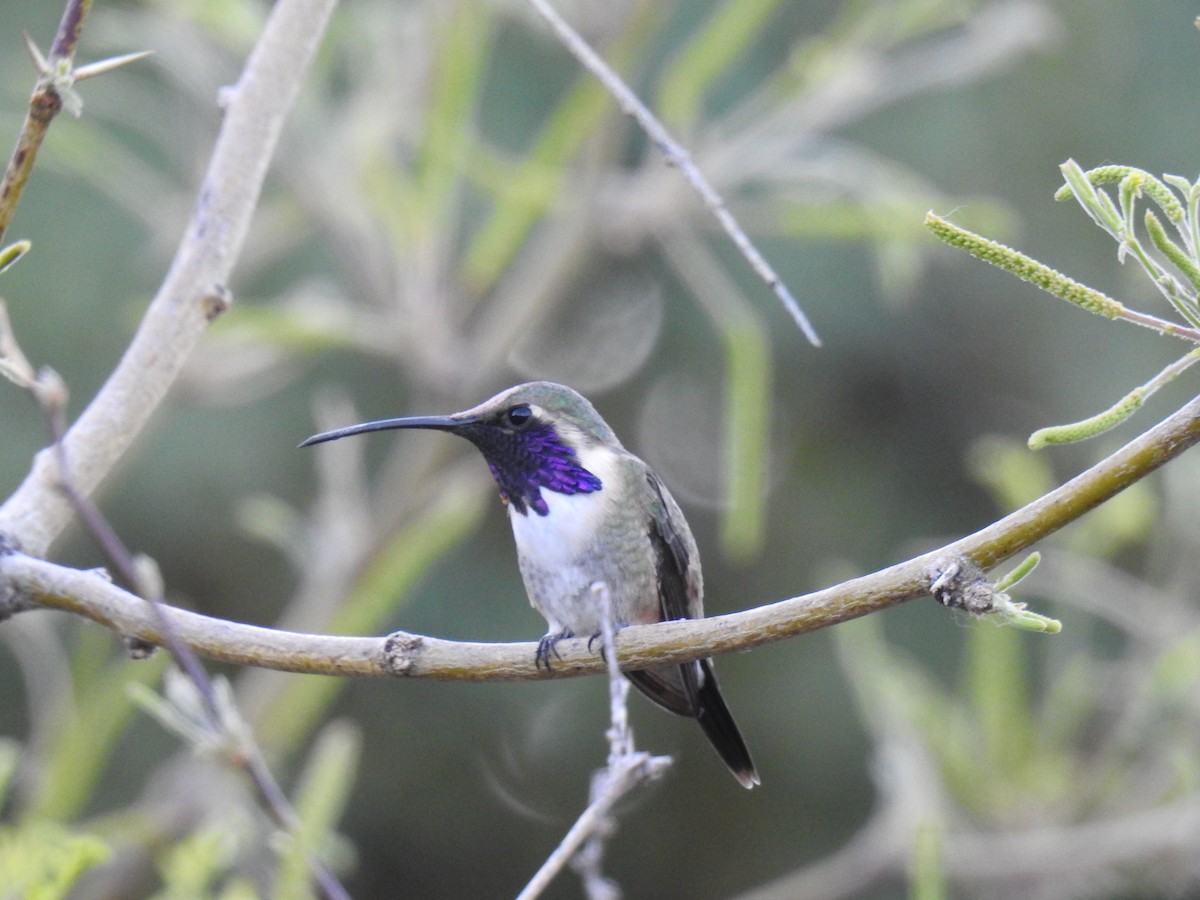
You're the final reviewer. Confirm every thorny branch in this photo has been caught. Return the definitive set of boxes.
[0,0,150,245]
[0,0,91,244]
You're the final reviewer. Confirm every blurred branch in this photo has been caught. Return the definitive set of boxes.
[524,0,822,346]
[749,739,1200,898]
[7,391,1200,678]
[708,1,1058,184]
[0,0,338,558]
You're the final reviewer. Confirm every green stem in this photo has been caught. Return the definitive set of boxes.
[1029,348,1200,448]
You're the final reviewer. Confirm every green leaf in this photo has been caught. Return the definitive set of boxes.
[967,623,1033,771]
[1145,209,1200,293]
[0,240,30,274]
[212,305,358,353]
[925,212,1124,319]
[461,9,657,291]
[28,629,168,821]
[273,720,361,898]
[993,552,1040,593]
[411,2,496,236]
[0,740,18,807]
[1056,159,1122,234]
[966,435,1054,510]
[719,316,771,562]
[908,820,946,900]
[0,821,110,900]
[1030,348,1200,449]
[152,822,247,900]
[658,0,787,128]
[1028,387,1145,449]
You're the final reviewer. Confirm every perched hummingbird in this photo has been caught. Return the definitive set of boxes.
[301,382,759,788]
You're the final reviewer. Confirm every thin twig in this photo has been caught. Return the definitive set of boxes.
[0,4,147,242]
[517,585,670,900]
[0,0,91,243]
[48,0,91,59]
[516,775,624,900]
[522,0,822,346]
[1117,305,1200,342]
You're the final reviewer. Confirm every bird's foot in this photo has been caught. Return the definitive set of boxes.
[586,621,628,661]
[535,629,574,671]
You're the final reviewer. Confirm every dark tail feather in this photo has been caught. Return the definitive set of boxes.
[627,660,760,788]
[694,660,760,789]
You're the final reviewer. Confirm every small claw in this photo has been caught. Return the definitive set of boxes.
[585,619,629,661]
[585,631,610,662]
[535,629,574,671]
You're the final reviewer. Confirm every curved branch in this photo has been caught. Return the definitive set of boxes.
[6,393,1200,680]
[0,0,339,558]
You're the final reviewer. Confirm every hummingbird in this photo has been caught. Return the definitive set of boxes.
[301,381,759,788]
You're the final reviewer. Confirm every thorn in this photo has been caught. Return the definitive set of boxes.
[74,50,155,82]
[22,32,49,76]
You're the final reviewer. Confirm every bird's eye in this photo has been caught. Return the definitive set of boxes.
[506,404,533,428]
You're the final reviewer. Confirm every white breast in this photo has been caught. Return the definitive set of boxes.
[508,443,618,563]
[507,444,622,633]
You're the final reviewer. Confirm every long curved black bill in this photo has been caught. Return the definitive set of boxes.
[299,415,472,448]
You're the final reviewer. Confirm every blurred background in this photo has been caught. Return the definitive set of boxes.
[2,0,1200,896]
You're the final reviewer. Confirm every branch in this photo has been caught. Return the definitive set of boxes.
[0,0,91,243]
[523,0,822,346]
[0,0,339,558]
[0,0,150,242]
[517,586,669,899]
[6,392,1200,678]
